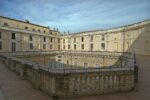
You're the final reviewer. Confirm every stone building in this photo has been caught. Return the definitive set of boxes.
[0,16,61,52]
[0,16,142,97]
[0,16,150,56]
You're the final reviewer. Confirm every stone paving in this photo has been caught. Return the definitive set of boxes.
[0,55,150,100]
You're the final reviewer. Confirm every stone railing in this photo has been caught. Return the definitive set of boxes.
[0,52,137,98]
[0,50,131,57]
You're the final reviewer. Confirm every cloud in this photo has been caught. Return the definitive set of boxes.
[0,0,150,33]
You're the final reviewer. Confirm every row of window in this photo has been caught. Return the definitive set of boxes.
[63,43,105,50]
[3,22,53,34]
[66,60,100,68]
[63,35,105,43]
[0,32,16,40]
[0,32,60,43]
[29,43,60,50]
[29,35,60,43]
[0,42,105,51]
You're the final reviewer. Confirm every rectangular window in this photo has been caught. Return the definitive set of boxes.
[29,43,33,49]
[91,36,93,41]
[38,29,40,32]
[0,42,2,50]
[63,39,65,43]
[102,35,105,41]
[68,45,70,49]
[43,37,46,42]
[63,45,65,50]
[43,44,46,49]
[74,37,76,43]
[50,38,53,42]
[58,45,60,50]
[11,42,16,52]
[58,56,62,58]
[32,29,35,32]
[4,22,8,26]
[74,44,76,50]
[84,63,88,68]
[90,43,93,51]
[44,30,46,33]
[95,64,100,68]
[81,37,84,42]
[67,60,69,65]
[68,38,71,43]
[81,44,84,50]
[25,27,28,30]
[101,43,105,50]
[29,35,33,41]
[50,44,53,49]
[11,33,16,40]
[58,39,60,43]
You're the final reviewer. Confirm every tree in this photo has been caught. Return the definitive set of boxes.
[25,20,30,23]
[47,26,50,29]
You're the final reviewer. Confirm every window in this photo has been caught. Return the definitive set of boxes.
[90,36,93,41]
[32,29,35,32]
[102,34,105,41]
[0,42,2,50]
[67,60,69,65]
[84,63,88,68]
[29,43,33,49]
[43,44,46,49]
[58,39,60,43]
[43,37,46,42]
[50,44,52,49]
[81,44,84,50]
[74,44,76,50]
[58,56,62,58]
[81,37,84,42]
[50,38,53,42]
[101,43,105,50]
[38,29,40,32]
[58,59,62,62]
[4,22,8,26]
[29,35,33,41]
[44,30,46,33]
[11,33,16,39]
[68,45,70,49]
[11,42,16,52]
[63,45,65,50]
[95,64,100,68]
[68,38,71,43]
[90,43,93,51]
[74,37,76,43]
[25,27,28,30]
[58,45,60,50]
[74,58,77,66]
[63,39,65,43]
[0,32,1,39]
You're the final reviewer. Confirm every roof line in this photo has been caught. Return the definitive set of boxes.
[72,19,150,34]
[0,16,51,29]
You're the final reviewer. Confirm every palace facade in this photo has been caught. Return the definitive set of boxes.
[0,16,150,55]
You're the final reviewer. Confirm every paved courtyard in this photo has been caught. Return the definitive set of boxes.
[0,55,150,100]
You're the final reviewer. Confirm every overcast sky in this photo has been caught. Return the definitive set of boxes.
[0,0,150,33]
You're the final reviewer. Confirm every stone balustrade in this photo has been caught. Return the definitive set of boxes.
[0,52,137,98]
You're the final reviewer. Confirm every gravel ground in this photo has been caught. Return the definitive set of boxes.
[0,55,150,100]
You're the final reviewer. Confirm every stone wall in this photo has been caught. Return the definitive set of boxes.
[0,53,136,98]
